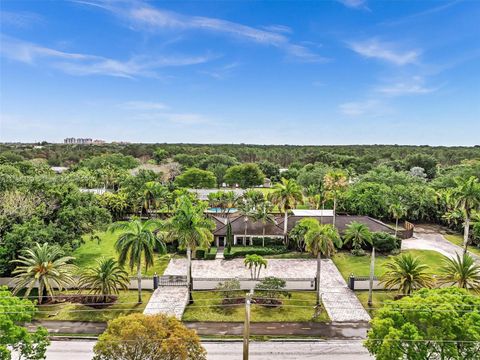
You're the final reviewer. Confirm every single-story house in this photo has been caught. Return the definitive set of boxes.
[210,209,397,247]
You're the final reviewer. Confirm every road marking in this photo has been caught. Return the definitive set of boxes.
[266,326,276,329]
[301,327,311,330]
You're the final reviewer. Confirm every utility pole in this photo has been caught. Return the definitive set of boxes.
[368,246,375,307]
[243,289,254,360]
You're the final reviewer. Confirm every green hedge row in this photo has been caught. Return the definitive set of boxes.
[224,246,288,259]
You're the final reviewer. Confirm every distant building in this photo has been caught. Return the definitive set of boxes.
[64,138,104,145]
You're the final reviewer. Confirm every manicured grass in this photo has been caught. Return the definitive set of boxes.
[265,252,314,259]
[444,234,480,256]
[355,291,395,316]
[74,231,170,276]
[182,291,329,323]
[34,290,152,322]
[332,249,447,280]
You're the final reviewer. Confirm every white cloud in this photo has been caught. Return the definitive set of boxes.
[348,38,420,65]
[79,1,325,62]
[0,10,43,28]
[0,35,215,78]
[337,0,369,10]
[121,101,169,110]
[339,99,389,116]
[376,77,437,96]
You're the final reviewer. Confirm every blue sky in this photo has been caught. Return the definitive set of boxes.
[1,0,479,145]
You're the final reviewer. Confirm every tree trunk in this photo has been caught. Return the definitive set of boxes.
[187,246,193,304]
[283,211,289,246]
[38,282,43,305]
[463,215,470,254]
[262,226,266,247]
[333,197,337,227]
[395,217,399,238]
[316,252,321,306]
[244,217,247,246]
[368,247,375,307]
[137,262,142,304]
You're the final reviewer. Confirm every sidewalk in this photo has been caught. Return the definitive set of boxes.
[27,320,369,339]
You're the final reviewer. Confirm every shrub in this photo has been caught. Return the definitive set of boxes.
[223,246,288,259]
[216,279,242,305]
[254,277,291,305]
[351,248,366,256]
[251,237,282,247]
[372,232,401,254]
[204,247,217,260]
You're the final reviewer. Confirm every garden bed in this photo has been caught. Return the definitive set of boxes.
[224,246,289,259]
[182,291,329,322]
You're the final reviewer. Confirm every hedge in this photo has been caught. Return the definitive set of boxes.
[224,246,288,259]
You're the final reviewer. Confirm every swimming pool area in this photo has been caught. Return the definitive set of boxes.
[207,207,238,213]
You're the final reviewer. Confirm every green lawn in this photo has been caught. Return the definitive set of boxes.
[444,234,480,257]
[34,290,152,322]
[182,291,329,322]
[355,291,396,316]
[332,249,447,280]
[74,231,170,276]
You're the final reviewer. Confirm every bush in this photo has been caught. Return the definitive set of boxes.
[372,232,401,253]
[351,248,366,256]
[254,277,291,305]
[204,247,217,260]
[216,279,242,305]
[223,246,288,259]
[251,237,282,247]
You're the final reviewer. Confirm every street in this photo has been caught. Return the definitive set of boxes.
[22,339,373,359]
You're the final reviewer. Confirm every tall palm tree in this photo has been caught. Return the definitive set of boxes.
[379,253,434,295]
[453,176,480,253]
[11,243,76,304]
[238,199,256,246]
[304,220,342,305]
[78,257,130,303]
[343,221,373,253]
[269,178,303,243]
[252,201,276,247]
[389,202,408,238]
[166,196,215,303]
[109,219,166,303]
[142,181,166,215]
[439,253,480,291]
[323,171,348,227]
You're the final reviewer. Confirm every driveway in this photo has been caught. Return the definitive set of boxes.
[402,225,480,262]
[164,258,370,322]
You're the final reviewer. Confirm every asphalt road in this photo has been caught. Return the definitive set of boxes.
[18,340,373,360]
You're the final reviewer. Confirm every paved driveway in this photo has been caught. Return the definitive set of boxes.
[164,258,370,322]
[402,225,480,262]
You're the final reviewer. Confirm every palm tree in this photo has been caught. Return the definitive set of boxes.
[323,171,348,227]
[252,201,276,247]
[439,253,480,291]
[389,202,408,238]
[453,176,480,253]
[343,221,372,253]
[142,181,166,215]
[244,254,268,279]
[109,218,166,303]
[238,199,256,246]
[304,220,342,305]
[166,196,215,303]
[78,257,130,303]
[269,178,303,243]
[379,253,434,295]
[11,243,76,304]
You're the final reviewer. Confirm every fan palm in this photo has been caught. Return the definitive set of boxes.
[343,221,372,252]
[439,253,480,291]
[304,221,342,305]
[165,196,215,303]
[453,176,480,253]
[389,202,408,238]
[11,242,76,304]
[323,170,348,226]
[109,218,166,303]
[78,257,130,303]
[379,253,434,295]
[269,178,303,241]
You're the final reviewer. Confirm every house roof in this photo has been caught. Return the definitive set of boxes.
[211,214,394,237]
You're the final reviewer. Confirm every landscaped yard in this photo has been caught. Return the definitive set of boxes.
[34,290,152,322]
[182,291,329,322]
[444,233,480,256]
[332,249,447,280]
[355,291,395,316]
[74,231,171,276]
